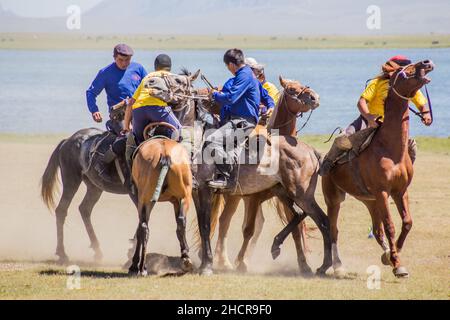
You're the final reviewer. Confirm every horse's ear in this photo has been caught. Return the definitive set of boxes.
[190,69,201,82]
[279,75,288,88]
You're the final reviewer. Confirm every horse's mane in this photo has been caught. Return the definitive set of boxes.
[179,67,191,76]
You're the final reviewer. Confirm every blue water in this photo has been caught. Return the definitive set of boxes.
[0,48,449,137]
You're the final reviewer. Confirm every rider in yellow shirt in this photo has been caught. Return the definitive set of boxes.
[245,57,280,111]
[320,55,432,175]
[123,54,181,145]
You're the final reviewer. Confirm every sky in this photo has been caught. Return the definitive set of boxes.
[0,0,449,35]
[0,0,103,17]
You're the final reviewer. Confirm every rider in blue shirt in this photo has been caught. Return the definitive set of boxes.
[86,44,147,135]
[85,44,147,182]
[204,49,262,189]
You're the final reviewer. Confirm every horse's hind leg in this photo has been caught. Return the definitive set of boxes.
[129,201,154,276]
[55,167,82,264]
[79,179,103,263]
[245,199,265,263]
[215,195,240,271]
[174,198,193,272]
[235,195,261,273]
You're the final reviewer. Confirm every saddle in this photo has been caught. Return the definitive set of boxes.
[335,127,378,165]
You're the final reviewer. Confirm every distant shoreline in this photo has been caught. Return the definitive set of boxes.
[1,133,448,154]
[1,33,450,50]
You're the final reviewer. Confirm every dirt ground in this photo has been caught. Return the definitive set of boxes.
[0,136,449,299]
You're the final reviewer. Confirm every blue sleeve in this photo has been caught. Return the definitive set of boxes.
[260,83,275,108]
[213,71,252,105]
[86,70,105,113]
[140,65,148,78]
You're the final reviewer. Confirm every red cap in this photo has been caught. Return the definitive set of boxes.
[389,55,409,61]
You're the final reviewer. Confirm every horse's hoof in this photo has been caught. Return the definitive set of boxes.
[181,258,194,273]
[56,256,69,265]
[381,251,392,266]
[93,252,103,264]
[236,262,248,273]
[199,267,213,276]
[299,267,314,278]
[334,266,347,279]
[393,266,409,278]
[215,261,234,272]
[128,266,139,276]
[271,247,281,260]
[140,269,148,277]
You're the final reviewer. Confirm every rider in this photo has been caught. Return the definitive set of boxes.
[320,55,432,175]
[204,48,262,189]
[86,44,147,180]
[245,57,280,104]
[123,54,182,145]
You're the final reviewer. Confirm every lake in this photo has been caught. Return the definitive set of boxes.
[0,48,449,137]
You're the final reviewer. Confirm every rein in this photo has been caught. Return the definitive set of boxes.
[391,65,434,124]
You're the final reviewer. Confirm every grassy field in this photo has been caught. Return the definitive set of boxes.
[0,134,449,299]
[1,33,450,50]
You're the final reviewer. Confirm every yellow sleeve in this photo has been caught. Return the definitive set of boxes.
[361,80,377,102]
[132,80,144,100]
[411,89,428,109]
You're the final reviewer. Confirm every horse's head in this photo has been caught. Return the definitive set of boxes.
[390,60,434,100]
[279,76,320,113]
[143,69,201,104]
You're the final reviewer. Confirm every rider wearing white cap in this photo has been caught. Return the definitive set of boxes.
[245,57,280,104]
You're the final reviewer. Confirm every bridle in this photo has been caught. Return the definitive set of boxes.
[390,64,433,124]
[273,86,315,133]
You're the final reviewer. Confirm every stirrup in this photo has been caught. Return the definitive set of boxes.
[208,176,229,189]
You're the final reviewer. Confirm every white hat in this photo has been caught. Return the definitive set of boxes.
[245,57,265,70]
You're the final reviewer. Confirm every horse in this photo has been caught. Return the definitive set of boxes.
[142,72,331,275]
[321,60,435,278]
[210,91,313,273]
[194,76,333,276]
[40,70,200,265]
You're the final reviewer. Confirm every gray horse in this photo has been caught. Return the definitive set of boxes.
[40,70,200,264]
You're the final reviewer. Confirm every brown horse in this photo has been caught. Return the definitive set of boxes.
[322,60,434,278]
[211,87,313,272]
[127,71,201,276]
[195,76,333,276]
[128,126,194,276]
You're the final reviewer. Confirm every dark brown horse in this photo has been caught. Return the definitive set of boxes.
[322,60,435,278]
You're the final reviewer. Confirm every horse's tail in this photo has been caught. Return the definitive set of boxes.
[40,139,66,211]
[151,156,171,203]
[192,193,225,250]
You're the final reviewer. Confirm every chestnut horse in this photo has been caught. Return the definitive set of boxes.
[127,71,201,276]
[322,60,434,278]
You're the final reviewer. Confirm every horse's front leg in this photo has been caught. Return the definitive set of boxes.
[375,192,409,278]
[392,191,413,253]
[215,194,240,271]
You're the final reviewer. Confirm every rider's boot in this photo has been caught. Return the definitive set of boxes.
[208,163,233,190]
[125,133,138,194]
[319,134,353,176]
